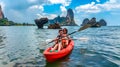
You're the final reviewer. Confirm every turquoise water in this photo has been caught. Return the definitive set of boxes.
[0,26,120,67]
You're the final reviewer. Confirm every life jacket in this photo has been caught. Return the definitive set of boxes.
[62,37,68,43]
[61,34,69,48]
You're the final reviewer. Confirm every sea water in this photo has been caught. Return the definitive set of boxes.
[0,26,120,67]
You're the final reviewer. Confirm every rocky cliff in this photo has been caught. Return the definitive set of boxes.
[48,23,61,29]
[81,18,89,26]
[98,19,107,26]
[0,5,4,19]
[81,17,107,27]
[35,8,77,29]
[34,18,48,28]
[49,8,77,26]
[66,8,76,25]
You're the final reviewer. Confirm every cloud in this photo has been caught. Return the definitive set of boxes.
[75,0,120,13]
[28,5,44,11]
[6,9,26,23]
[99,0,120,11]
[75,2,101,13]
[0,1,5,11]
[27,0,72,6]
[28,5,58,20]
[96,0,100,2]
[36,13,57,19]
[108,0,117,3]
[60,6,67,16]
[27,0,38,3]
[48,0,72,6]
[60,6,67,12]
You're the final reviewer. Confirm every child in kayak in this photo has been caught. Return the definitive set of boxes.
[51,29,63,52]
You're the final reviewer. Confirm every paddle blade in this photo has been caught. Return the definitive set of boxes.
[78,24,92,31]
[68,24,92,35]
[46,39,54,45]
[74,37,89,41]
[46,39,53,43]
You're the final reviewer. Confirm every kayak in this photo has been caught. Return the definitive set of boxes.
[43,40,74,62]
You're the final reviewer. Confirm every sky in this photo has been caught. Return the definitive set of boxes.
[0,0,120,26]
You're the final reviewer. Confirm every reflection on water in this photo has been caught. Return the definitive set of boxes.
[0,26,120,67]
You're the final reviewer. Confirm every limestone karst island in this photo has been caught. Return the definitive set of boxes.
[35,8,107,29]
[35,8,77,29]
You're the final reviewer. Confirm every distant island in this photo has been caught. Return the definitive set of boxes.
[0,5,35,26]
[81,17,107,27]
[0,18,35,26]
[49,8,77,26]
[35,8,78,29]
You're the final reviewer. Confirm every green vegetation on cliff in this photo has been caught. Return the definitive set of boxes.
[0,18,35,26]
[0,18,9,26]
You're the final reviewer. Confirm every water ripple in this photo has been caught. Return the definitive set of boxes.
[0,26,120,67]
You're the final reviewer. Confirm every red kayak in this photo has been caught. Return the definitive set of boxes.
[43,40,74,62]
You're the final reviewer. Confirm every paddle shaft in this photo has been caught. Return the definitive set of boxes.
[47,24,93,44]
[68,31,77,35]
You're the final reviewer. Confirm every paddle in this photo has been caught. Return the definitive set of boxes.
[46,23,92,45]
[46,37,89,44]
[68,24,92,35]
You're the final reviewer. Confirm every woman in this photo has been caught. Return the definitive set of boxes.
[62,28,71,48]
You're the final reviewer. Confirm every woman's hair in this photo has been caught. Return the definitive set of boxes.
[63,28,68,34]
[59,29,63,33]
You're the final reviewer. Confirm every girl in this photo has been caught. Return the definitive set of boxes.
[62,28,71,48]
